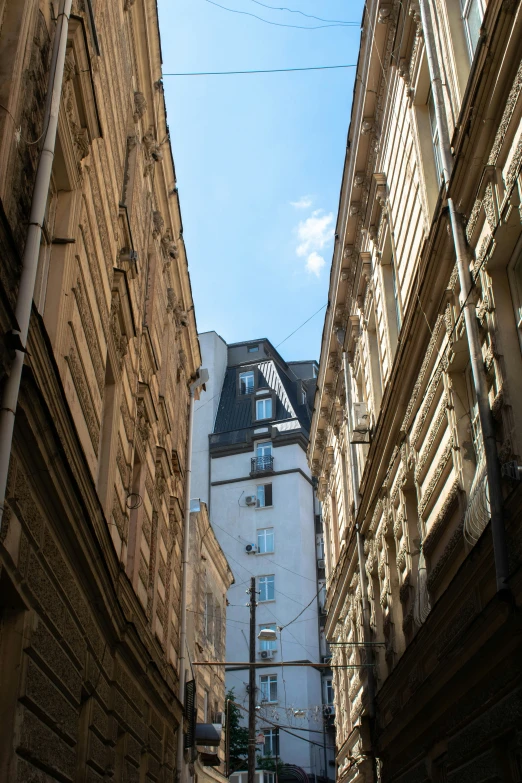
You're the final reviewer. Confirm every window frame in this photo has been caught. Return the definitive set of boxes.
[239,370,255,395]
[262,728,280,756]
[259,674,278,703]
[256,483,273,508]
[460,0,485,60]
[256,397,273,420]
[257,528,275,554]
[258,574,275,602]
[427,88,443,184]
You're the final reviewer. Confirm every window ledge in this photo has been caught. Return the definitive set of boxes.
[255,505,273,511]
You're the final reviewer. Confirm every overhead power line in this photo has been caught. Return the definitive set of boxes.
[163,64,357,76]
[275,303,327,348]
[248,0,359,25]
[203,0,358,29]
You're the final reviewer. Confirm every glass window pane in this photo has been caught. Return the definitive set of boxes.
[256,442,272,456]
[240,371,254,394]
[257,484,265,506]
[464,0,483,55]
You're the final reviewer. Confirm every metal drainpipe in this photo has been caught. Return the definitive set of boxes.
[0,0,73,534]
[177,369,208,783]
[418,0,510,595]
[342,352,360,515]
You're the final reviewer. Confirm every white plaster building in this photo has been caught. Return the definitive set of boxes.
[192,333,335,783]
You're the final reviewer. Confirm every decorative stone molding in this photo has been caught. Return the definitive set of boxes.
[161,229,179,263]
[488,59,522,166]
[133,91,147,122]
[152,210,164,239]
[377,4,392,23]
[361,119,374,135]
[66,343,100,454]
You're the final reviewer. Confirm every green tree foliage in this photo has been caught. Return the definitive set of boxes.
[226,690,249,772]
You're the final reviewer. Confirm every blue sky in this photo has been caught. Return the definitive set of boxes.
[157,0,364,361]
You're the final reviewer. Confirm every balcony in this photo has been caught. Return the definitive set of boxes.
[250,455,274,476]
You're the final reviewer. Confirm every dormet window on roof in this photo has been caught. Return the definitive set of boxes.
[239,370,254,395]
[256,397,272,420]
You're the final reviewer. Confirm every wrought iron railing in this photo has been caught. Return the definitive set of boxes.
[250,455,274,474]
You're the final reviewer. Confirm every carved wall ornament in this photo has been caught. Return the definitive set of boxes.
[137,399,151,442]
[142,130,163,174]
[488,58,522,166]
[161,229,179,260]
[152,210,164,239]
[349,202,361,217]
[377,4,391,23]
[361,119,374,135]
[125,0,137,9]
[127,133,139,151]
[133,91,147,122]
[354,172,366,187]
[398,58,410,84]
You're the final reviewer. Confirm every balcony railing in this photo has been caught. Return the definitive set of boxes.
[250,455,274,475]
[240,385,255,395]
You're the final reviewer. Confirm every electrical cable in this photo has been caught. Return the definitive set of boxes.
[247,0,359,25]
[275,303,328,348]
[163,64,357,76]
[202,0,358,29]
[233,701,335,750]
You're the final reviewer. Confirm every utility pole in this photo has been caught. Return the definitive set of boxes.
[248,577,257,783]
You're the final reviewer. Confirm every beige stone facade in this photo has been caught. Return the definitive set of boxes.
[186,501,234,781]
[0,1,201,780]
[308,1,522,781]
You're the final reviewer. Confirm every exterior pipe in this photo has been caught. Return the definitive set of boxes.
[418,0,509,594]
[342,351,360,515]
[0,0,73,534]
[177,369,209,783]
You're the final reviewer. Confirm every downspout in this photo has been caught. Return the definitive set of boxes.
[177,369,209,783]
[342,351,360,515]
[418,0,509,595]
[0,0,73,533]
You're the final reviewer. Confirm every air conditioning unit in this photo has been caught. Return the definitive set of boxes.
[259,650,274,660]
[245,495,257,506]
[245,544,258,554]
[317,559,325,569]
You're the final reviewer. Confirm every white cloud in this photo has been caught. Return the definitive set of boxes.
[296,210,335,258]
[290,195,313,209]
[305,251,326,277]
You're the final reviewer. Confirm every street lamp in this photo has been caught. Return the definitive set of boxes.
[258,628,278,642]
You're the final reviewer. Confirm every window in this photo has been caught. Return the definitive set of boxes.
[204,592,214,641]
[427,88,443,183]
[255,442,273,472]
[324,678,334,705]
[256,442,272,458]
[258,575,275,602]
[259,674,278,703]
[256,397,272,420]
[262,728,280,756]
[257,483,272,507]
[257,528,274,554]
[301,389,307,405]
[461,0,484,59]
[259,624,277,651]
[248,345,259,353]
[239,371,254,394]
